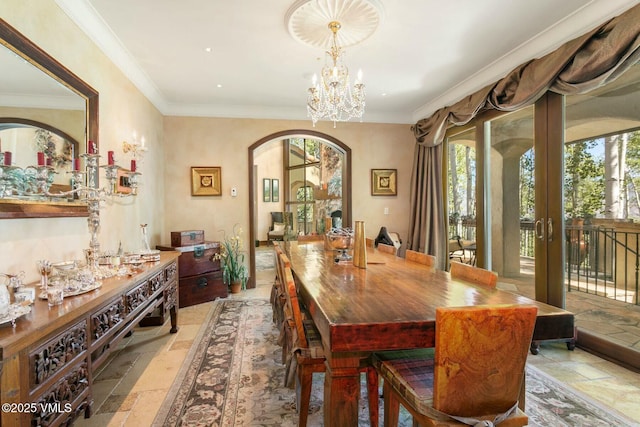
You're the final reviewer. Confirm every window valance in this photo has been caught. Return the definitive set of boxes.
[412,3,640,147]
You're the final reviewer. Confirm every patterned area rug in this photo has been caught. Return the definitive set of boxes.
[153,299,637,426]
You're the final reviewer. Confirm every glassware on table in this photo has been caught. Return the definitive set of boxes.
[46,284,64,307]
[52,260,77,291]
[0,281,10,317]
[37,260,53,290]
[326,228,354,262]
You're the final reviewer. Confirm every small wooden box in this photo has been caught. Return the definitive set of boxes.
[170,230,205,247]
[178,271,227,308]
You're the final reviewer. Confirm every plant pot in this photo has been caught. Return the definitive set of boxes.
[230,281,242,294]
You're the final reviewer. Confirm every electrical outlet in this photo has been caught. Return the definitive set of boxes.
[231,187,237,197]
[384,207,389,215]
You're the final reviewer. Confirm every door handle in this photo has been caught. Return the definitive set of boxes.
[547,218,554,242]
[535,218,545,240]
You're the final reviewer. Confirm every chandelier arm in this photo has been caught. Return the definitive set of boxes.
[306,20,365,127]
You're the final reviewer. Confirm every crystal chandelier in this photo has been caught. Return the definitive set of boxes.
[307,21,365,127]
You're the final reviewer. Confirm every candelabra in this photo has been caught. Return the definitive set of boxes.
[1,145,142,279]
[70,151,140,276]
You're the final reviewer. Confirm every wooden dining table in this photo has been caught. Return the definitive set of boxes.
[284,241,575,427]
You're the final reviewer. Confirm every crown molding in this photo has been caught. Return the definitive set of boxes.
[55,0,168,113]
[412,0,640,122]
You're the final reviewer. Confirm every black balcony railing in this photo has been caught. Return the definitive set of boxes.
[450,219,639,305]
[565,224,639,305]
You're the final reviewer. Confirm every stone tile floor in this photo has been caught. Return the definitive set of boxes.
[75,257,640,426]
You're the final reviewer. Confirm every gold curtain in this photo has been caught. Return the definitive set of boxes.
[406,3,640,263]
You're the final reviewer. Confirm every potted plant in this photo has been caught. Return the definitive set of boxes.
[217,224,248,293]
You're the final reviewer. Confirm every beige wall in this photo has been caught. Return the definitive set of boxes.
[255,141,284,241]
[0,0,415,285]
[163,118,414,250]
[0,0,165,283]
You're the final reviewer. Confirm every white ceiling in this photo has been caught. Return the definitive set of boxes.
[56,0,639,125]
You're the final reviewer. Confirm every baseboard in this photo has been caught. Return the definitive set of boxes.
[576,328,640,373]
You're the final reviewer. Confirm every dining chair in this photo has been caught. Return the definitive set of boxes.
[449,260,498,288]
[377,242,397,255]
[272,243,292,364]
[376,304,537,427]
[405,249,436,267]
[279,253,379,427]
[270,243,286,324]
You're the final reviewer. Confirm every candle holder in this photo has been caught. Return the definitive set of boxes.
[0,165,18,197]
[0,144,144,279]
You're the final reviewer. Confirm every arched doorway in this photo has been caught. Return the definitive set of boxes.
[247,130,352,289]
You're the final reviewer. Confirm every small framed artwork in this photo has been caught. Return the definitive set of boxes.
[191,167,222,196]
[271,179,279,202]
[371,169,397,196]
[263,178,271,202]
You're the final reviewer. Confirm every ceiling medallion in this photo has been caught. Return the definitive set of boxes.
[286,0,384,126]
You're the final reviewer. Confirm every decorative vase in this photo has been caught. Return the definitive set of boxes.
[230,281,242,294]
[353,221,367,269]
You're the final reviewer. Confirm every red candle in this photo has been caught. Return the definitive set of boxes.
[74,158,80,171]
[130,159,136,172]
[3,151,11,166]
[37,152,45,166]
[87,140,97,154]
[108,151,115,165]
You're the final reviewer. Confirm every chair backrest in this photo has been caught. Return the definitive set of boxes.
[433,304,537,416]
[449,261,497,288]
[274,244,289,287]
[405,249,436,267]
[330,210,342,228]
[280,253,307,349]
[297,234,324,243]
[365,237,374,248]
[271,211,293,229]
[377,243,397,255]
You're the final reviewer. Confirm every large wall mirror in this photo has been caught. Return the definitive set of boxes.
[0,17,98,218]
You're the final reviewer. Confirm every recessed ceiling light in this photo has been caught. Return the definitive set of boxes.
[217,84,222,88]
[381,93,387,97]
[204,47,212,53]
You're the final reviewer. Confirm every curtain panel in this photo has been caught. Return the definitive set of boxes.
[412,3,640,147]
[406,3,640,263]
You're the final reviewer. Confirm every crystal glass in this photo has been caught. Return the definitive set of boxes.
[37,260,52,290]
[46,284,64,307]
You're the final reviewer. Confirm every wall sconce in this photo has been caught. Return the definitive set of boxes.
[122,132,148,161]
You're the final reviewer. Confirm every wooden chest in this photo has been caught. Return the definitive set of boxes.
[172,242,221,277]
[157,241,227,308]
[170,230,205,247]
[178,271,226,308]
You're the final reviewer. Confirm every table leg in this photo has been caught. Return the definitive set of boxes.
[169,304,178,334]
[324,354,361,427]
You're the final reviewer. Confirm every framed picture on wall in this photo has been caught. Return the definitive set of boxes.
[263,178,271,202]
[272,179,279,202]
[191,166,222,196]
[371,169,397,196]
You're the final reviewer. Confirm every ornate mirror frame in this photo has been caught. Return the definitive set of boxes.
[0,17,98,218]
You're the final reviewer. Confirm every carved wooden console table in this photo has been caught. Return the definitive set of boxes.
[0,251,180,426]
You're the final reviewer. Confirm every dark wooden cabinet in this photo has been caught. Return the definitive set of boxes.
[157,241,228,307]
[0,254,180,427]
